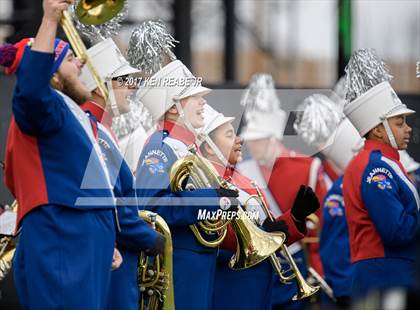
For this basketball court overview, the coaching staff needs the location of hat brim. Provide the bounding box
[241,129,272,141]
[112,64,141,78]
[180,86,211,99]
[387,107,416,119]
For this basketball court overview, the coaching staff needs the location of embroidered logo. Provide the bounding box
[371,174,392,190]
[324,194,344,217]
[366,167,393,183]
[144,157,165,174]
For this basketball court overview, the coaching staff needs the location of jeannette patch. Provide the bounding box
[366,168,393,190]
[144,157,165,174]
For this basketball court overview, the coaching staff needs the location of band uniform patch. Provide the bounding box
[144,157,165,174]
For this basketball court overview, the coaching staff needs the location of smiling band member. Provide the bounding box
[2,0,119,308]
[197,104,320,310]
[342,49,419,298]
[79,38,166,310]
[134,61,239,310]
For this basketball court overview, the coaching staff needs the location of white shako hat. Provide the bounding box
[240,73,287,141]
[294,94,362,173]
[79,38,141,116]
[199,104,235,139]
[399,150,420,173]
[197,104,235,167]
[344,49,415,148]
[136,60,210,121]
[80,38,140,92]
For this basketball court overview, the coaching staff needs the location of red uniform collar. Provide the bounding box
[209,160,236,180]
[365,140,400,161]
[159,120,196,146]
[81,101,113,129]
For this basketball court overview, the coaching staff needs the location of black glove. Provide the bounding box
[262,218,289,240]
[215,188,240,212]
[291,185,320,222]
[146,232,166,256]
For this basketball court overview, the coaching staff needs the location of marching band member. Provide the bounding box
[79,38,166,310]
[295,94,363,308]
[342,49,419,297]
[197,104,319,310]
[2,1,119,308]
[238,74,327,309]
[134,60,238,310]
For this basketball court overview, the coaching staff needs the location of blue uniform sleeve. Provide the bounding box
[319,177,353,297]
[115,159,158,252]
[135,141,220,226]
[361,162,418,247]
[13,48,68,135]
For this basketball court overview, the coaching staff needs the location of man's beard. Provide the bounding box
[61,75,92,105]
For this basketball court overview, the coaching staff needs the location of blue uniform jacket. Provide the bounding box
[320,176,353,297]
[343,140,420,292]
[4,48,115,227]
[135,121,220,252]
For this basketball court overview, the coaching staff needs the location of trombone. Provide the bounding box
[60,0,126,99]
[249,182,320,301]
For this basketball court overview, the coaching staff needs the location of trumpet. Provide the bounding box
[169,150,285,270]
[249,183,320,300]
[138,210,175,310]
[60,0,126,99]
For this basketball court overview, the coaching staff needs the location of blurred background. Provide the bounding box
[0,0,419,307]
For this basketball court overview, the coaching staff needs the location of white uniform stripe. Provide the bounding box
[381,156,420,210]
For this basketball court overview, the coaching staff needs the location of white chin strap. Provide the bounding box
[106,80,120,117]
[381,116,398,149]
[201,134,229,167]
[173,95,230,167]
[173,98,197,136]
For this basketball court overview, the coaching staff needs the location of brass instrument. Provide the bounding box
[0,201,18,282]
[138,210,175,310]
[250,183,320,300]
[169,152,285,269]
[60,0,125,99]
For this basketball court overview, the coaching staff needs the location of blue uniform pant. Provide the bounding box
[13,205,115,310]
[107,248,138,310]
[351,257,415,298]
[173,248,217,310]
[213,249,274,310]
[271,250,309,310]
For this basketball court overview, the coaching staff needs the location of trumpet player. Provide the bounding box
[2,0,120,308]
[79,38,166,310]
[198,104,320,310]
[342,49,419,298]
[294,93,363,308]
[134,60,239,310]
[238,74,327,310]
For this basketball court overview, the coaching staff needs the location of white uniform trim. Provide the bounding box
[381,156,420,210]
[60,92,112,189]
[163,136,191,159]
[308,157,322,190]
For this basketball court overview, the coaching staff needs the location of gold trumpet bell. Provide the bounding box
[293,278,320,301]
[76,0,125,25]
[229,208,286,270]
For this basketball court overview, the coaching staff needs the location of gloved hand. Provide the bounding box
[291,185,320,222]
[262,218,289,240]
[146,232,166,256]
[215,188,240,212]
